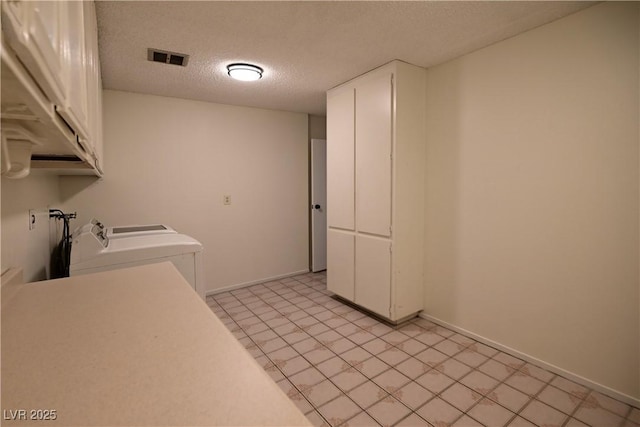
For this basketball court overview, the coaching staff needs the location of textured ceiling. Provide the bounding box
[96,1,595,116]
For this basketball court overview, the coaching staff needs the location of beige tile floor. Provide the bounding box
[207,272,639,427]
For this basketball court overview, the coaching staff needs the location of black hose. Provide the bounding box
[49,210,76,278]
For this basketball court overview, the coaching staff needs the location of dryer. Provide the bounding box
[70,222,205,300]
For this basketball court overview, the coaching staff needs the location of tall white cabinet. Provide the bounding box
[326,61,426,323]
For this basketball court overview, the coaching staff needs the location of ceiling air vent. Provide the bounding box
[147,48,189,67]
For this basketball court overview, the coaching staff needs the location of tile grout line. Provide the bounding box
[510,366,560,427]
[409,324,597,427]
[284,277,393,427]
[265,277,415,426]
[210,274,638,427]
[281,279,391,426]
[400,328,518,426]
[239,276,337,426]
[558,382,590,427]
[219,286,516,427]
[235,276,368,427]
[212,294,520,427]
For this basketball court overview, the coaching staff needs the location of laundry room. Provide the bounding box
[1,2,639,426]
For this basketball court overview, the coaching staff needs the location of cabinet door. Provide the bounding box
[327,86,355,230]
[355,73,392,237]
[327,230,355,301]
[24,1,67,103]
[2,1,26,29]
[82,0,101,166]
[355,235,391,318]
[58,0,89,142]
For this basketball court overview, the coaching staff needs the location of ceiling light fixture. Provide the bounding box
[227,63,263,81]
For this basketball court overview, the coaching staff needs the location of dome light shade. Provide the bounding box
[227,63,263,81]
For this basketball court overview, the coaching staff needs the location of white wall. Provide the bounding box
[60,90,309,293]
[424,2,639,400]
[1,174,61,282]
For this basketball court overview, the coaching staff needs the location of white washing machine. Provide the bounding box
[70,221,205,300]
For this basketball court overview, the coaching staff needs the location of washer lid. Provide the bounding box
[107,233,202,253]
[71,234,203,269]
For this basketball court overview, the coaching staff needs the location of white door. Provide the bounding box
[311,138,327,272]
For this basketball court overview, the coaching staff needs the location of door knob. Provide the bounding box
[313,204,321,209]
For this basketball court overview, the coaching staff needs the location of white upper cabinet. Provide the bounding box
[326,61,426,322]
[1,0,103,177]
[327,87,355,231]
[82,0,103,172]
[5,1,68,105]
[355,72,392,237]
[327,71,394,238]
[58,0,90,145]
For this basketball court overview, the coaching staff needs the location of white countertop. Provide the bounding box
[1,262,311,426]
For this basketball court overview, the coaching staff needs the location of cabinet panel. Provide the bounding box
[327,230,355,301]
[355,73,392,237]
[327,87,355,230]
[25,1,67,103]
[58,0,89,142]
[1,0,103,177]
[83,0,102,169]
[3,1,25,28]
[355,235,391,318]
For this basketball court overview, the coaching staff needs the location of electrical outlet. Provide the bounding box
[223,195,231,205]
[28,209,36,230]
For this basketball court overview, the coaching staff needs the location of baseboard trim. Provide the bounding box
[205,269,310,296]
[419,313,640,408]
